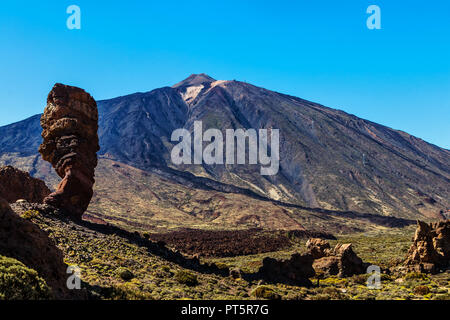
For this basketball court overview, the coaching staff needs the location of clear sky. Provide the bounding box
[0,1,449,149]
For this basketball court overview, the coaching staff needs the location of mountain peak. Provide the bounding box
[172,73,216,88]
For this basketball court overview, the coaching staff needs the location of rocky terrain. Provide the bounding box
[309,241,368,278]
[0,77,449,300]
[147,228,334,258]
[147,228,293,258]
[1,198,449,300]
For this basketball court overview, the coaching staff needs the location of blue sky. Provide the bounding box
[0,1,449,148]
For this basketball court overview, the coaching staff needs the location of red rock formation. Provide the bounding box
[0,166,50,203]
[307,238,368,277]
[39,84,99,220]
[306,238,331,259]
[404,220,450,274]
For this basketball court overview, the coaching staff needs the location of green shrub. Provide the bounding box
[322,287,345,299]
[351,274,369,285]
[0,255,51,300]
[109,284,154,300]
[351,273,390,285]
[251,286,281,300]
[414,285,430,295]
[405,272,429,281]
[161,265,171,273]
[20,210,39,220]
[175,271,198,286]
[380,273,392,282]
[432,293,450,300]
[309,286,348,300]
[117,268,134,281]
[215,263,229,270]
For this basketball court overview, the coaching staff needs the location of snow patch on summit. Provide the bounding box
[210,80,228,88]
[181,85,204,104]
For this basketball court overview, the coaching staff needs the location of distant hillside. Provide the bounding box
[1,74,449,232]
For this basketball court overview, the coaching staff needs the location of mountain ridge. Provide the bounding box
[1,75,449,228]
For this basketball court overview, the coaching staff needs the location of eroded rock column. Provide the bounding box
[404,220,450,273]
[39,83,99,220]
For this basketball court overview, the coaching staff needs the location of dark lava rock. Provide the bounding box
[258,253,315,287]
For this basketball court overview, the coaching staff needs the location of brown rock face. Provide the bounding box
[0,197,71,298]
[258,253,315,286]
[0,166,51,203]
[306,238,331,259]
[313,256,340,275]
[307,239,368,277]
[404,220,450,274]
[39,83,99,220]
[256,238,367,286]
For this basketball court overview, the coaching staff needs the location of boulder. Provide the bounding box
[404,220,450,274]
[333,243,367,277]
[39,83,99,220]
[307,239,367,277]
[229,268,242,279]
[306,238,331,259]
[258,253,315,286]
[312,256,340,276]
[0,166,50,203]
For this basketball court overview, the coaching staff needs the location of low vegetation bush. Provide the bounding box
[0,255,51,300]
[117,268,134,281]
[414,285,431,295]
[251,286,281,300]
[405,272,429,281]
[351,274,369,285]
[175,271,198,286]
[20,209,40,220]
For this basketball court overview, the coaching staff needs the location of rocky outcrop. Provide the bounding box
[0,166,50,203]
[306,238,331,259]
[307,238,368,277]
[257,238,367,285]
[39,83,99,220]
[0,197,71,299]
[404,220,450,274]
[258,253,315,286]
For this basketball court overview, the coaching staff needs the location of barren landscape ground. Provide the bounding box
[4,201,448,300]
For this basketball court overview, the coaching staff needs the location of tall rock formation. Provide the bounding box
[306,238,368,277]
[404,220,450,273]
[0,165,50,203]
[39,84,99,220]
